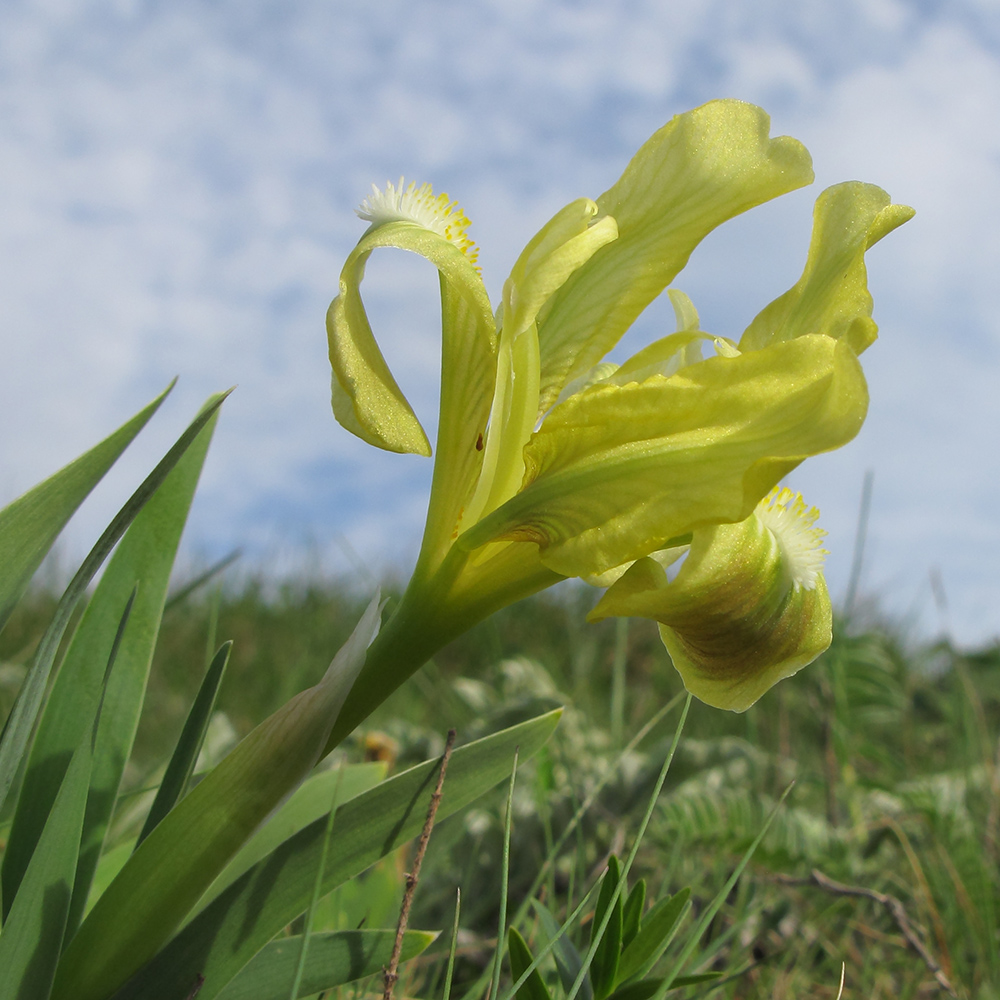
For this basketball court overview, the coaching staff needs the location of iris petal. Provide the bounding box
[461,334,867,578]
[534,100,815,415]
[740,182,915,354]
[590,500,832,712]
[326,219,497,574]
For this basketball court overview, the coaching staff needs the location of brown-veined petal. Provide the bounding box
[590,492,831,711]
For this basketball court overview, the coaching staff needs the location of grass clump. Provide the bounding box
[5,571,995,998]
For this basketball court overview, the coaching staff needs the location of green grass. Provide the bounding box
[2,574,997,999]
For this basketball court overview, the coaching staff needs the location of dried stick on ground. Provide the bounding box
[383,728,457,1000]
[774,868,959,998]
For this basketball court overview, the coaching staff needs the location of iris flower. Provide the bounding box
[324,99,911,737]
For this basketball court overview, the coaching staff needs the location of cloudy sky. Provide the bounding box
[1,0,998,644]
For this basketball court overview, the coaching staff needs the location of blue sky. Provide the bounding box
[1,0,999,643]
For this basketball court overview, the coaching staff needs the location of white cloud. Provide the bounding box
[1,0,998,643]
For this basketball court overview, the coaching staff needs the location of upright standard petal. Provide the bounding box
[590,489,832,711]
[460,334,867,578]
[740,182,915,354]
[462,200,619,529]
[417,269,499,575]
[503,199,619,342]
[533,99,815,414]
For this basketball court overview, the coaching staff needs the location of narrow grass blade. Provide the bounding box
[490,751,518,1000]
[0,382,172,638]
[451,699,687,1000]
[2,399,223,926]
[163,549,242,612]
[654,782,795,997]
[508,927,552,1000]
[0,389,230,820]
[531,899,593,1000]
[843,468,874,619]
[137,641,233,846]
[490,883,602,1000]
[610,618,628,747]
[213,929,437,1000]
[566,696,692,1000]
[103,709,562,1000]
[443,889,461,1000]
[493,697,688,1000]
[509,694,685,937]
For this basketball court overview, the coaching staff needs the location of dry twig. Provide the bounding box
[383,728,457,1000]
[774,868,959,998]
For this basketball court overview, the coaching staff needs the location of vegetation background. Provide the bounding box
[3,564,995,1000]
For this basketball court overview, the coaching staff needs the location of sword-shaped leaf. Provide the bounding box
[137,641,233,847]
[52,596,385,1000]
[0,382,171,638]
[0,390,230,823]
[2,398,223,930]
[0,589,135,998]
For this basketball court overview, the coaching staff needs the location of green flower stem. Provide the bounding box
[323,544,562,755]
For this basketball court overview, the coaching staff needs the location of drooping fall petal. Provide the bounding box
[327,221,494,457]
[590,489,832,711]
[326,192,498,575]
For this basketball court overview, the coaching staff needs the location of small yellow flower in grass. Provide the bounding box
[590,487,832,711]
[324,99,912,737]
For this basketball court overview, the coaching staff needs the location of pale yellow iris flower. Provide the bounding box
[325,99,912,726]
